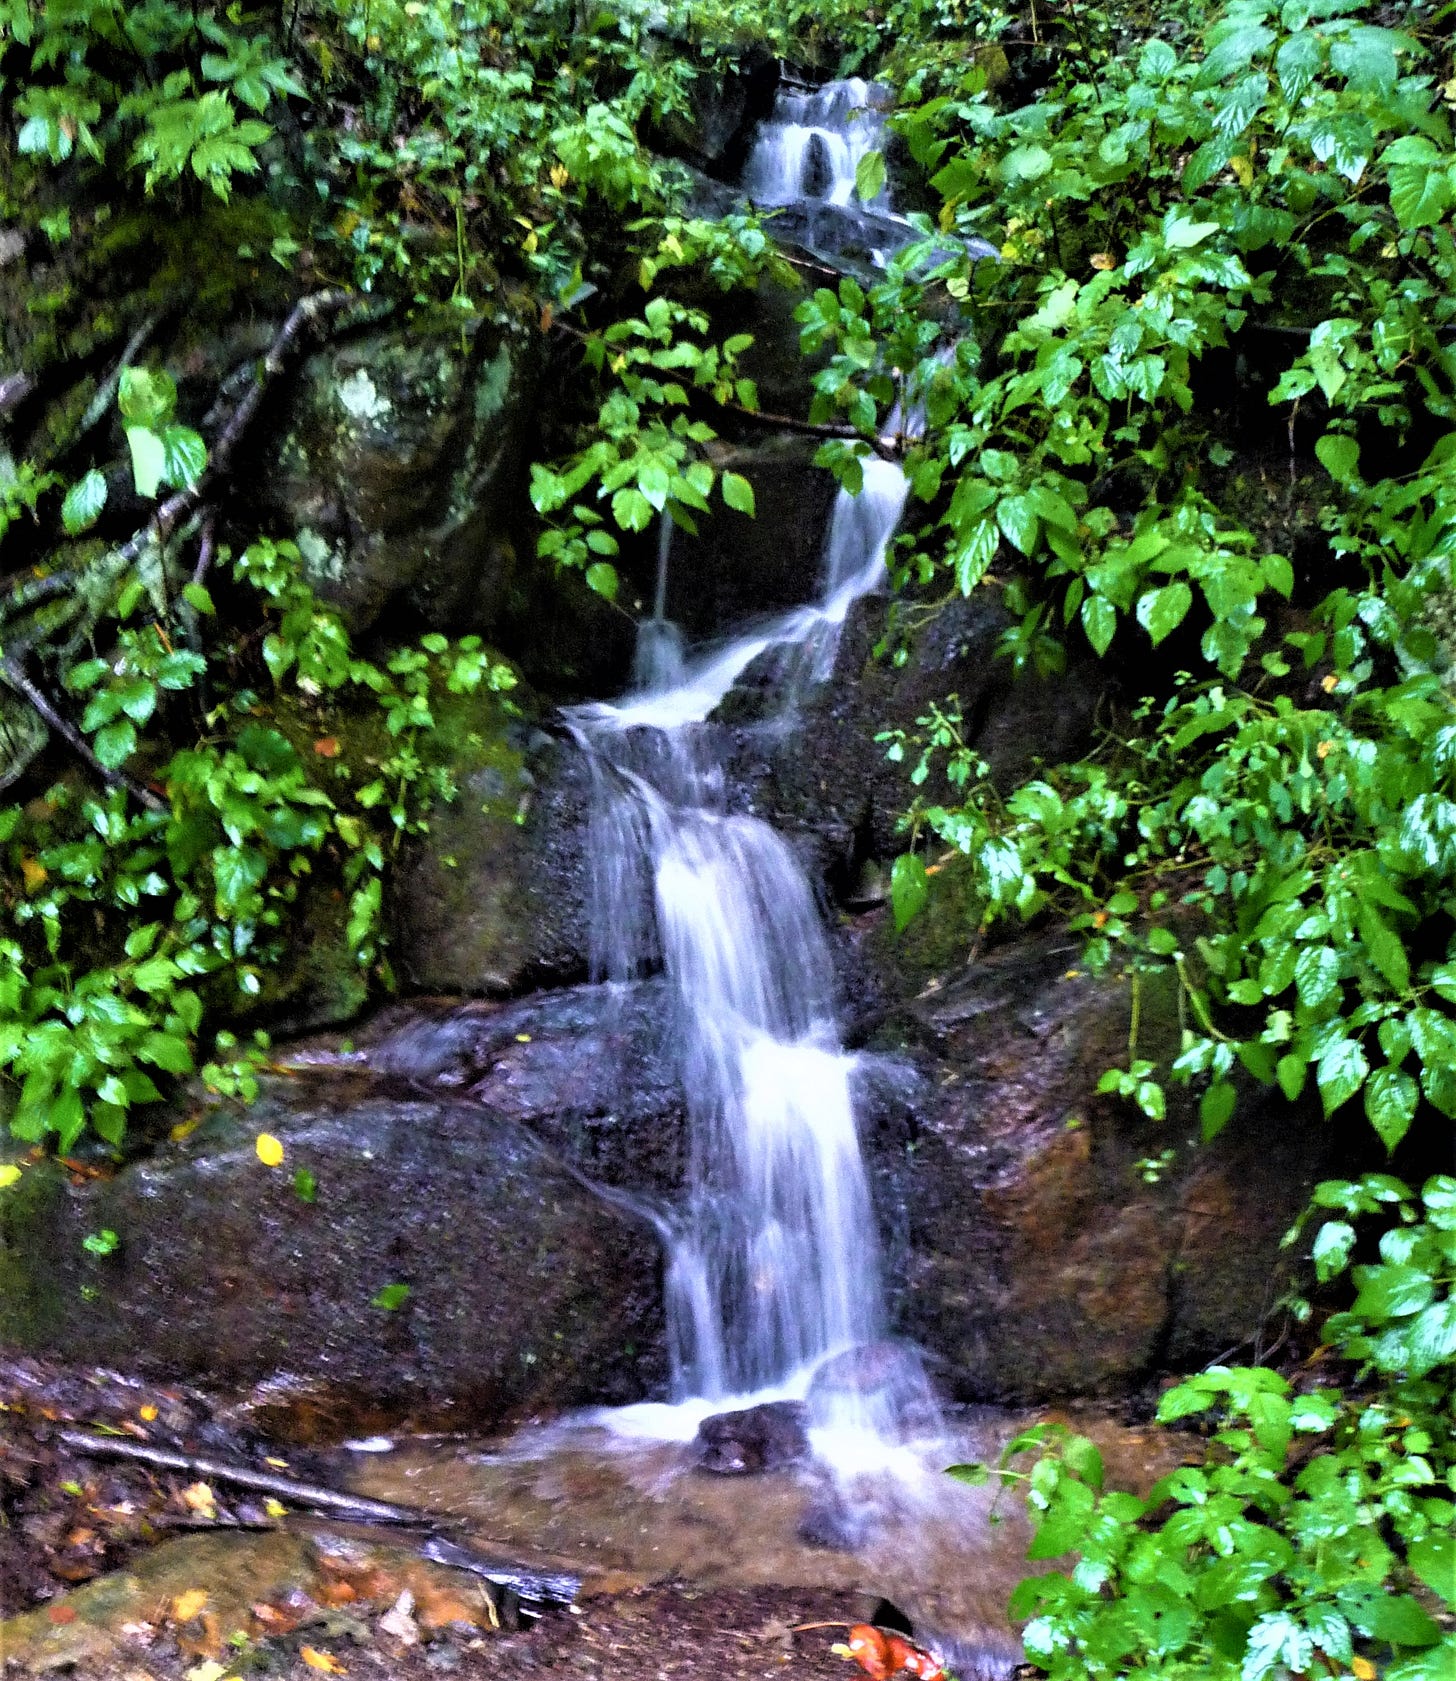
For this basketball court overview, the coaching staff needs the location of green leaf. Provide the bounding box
[721,472,756,517]
[945,1461,989,1486]
[1028,1477,1095,1559]
[610,487,654,532]
[855,149,886,202]
[891,852,929,933]
[1404,1300,1456,1377]
[1364,1065,1417,1152]
[126,426,167,499]
[1001,143,1053,182]
[1311,1220,1356,1281]
[1336,1589,1440,1647]
[584,561,619,600]
[1407,1533,1455,1605]
[1136,582,1192,646]
[1200,1080,1236,1142]
[1082,595,1117,657]
[161,425,207,490]
[371,1282,411,1310]
[1352,1262,1435,1321]
[1164,216,1221,249]
[1316,1037,1368,1116]
[1358,903,1409,994]
[996,494,1039,556]
[293,1167,317,1204]
[1388,164,1452,231]
[61,469,108,535]
[1315,433,1361,485]
[1295,945,1340,1009]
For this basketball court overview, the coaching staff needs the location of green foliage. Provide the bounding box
[829,0,1456,1169]
[965,1175,1455,1681]
[0,1,294,199]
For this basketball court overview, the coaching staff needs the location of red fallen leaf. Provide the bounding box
[46,1604,77,1625]
[313,737,341,758]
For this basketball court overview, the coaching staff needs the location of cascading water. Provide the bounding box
[745,77,890,208]
[566,460,910,1420]
[564,82,933,1457]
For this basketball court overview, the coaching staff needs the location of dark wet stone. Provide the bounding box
[694,1401,809,1475]
[0,1081,666,1432]
[796,1492,872,1552]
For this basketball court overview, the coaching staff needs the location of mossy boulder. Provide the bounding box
[262,321,540,635]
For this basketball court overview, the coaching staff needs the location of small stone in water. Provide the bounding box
[342,1436,395,1452]
[694,1401,809,1474]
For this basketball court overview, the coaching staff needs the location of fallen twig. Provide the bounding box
[56,1428,421,1524]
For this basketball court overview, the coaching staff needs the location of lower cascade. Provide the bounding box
[565,459,914,1446]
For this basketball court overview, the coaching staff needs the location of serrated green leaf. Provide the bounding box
[721,471,756,517]
[61,469,108,535]
[126,426,167,499]
[1364,1065,1417,1152]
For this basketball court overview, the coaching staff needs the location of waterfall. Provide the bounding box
[566,463,908,1403]
[566,81,925,1456]
[745,77,890,208]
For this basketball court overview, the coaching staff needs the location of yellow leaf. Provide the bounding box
[1352,1661,1376,1681]
[20,856,47,892]
[1231,152,1255,187]
[1090,252,1115,271]
[139,1404,158,1422]
[172,1588,210,1622]
[549,163,569,188]
[0,1165,21,1190]
[301,1647,346,1674]
[263,1497,287,1518]
[185,1662,228,1681]
[180,1481,216,1515]
[255,1133,284,1167]
[170,1116,201,1142]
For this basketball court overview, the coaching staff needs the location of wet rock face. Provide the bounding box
[351,979,687,1197]
[848,929,1337,1403]
[0,1080,665,1429]
[726,587,1104,892]
[389,727,594,998]
[695,1401,810,1475]
[261,324,540,636]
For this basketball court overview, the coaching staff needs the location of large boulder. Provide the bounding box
[261,321,540,636]
[847,922,1337,1402]
[0,1074,665,1429]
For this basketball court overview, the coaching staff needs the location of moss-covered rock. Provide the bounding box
[262,321,541,636]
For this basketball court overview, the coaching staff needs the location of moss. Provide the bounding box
[0,1160,78,1346]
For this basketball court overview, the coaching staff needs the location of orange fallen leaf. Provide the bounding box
[172,1588,209,1622]
[46,1604,77,1625]
[313,737,341,758]
[1352,1662,1376,1681]
[301,1646,347,1673]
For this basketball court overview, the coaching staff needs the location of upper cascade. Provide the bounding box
[745,76,891,209]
